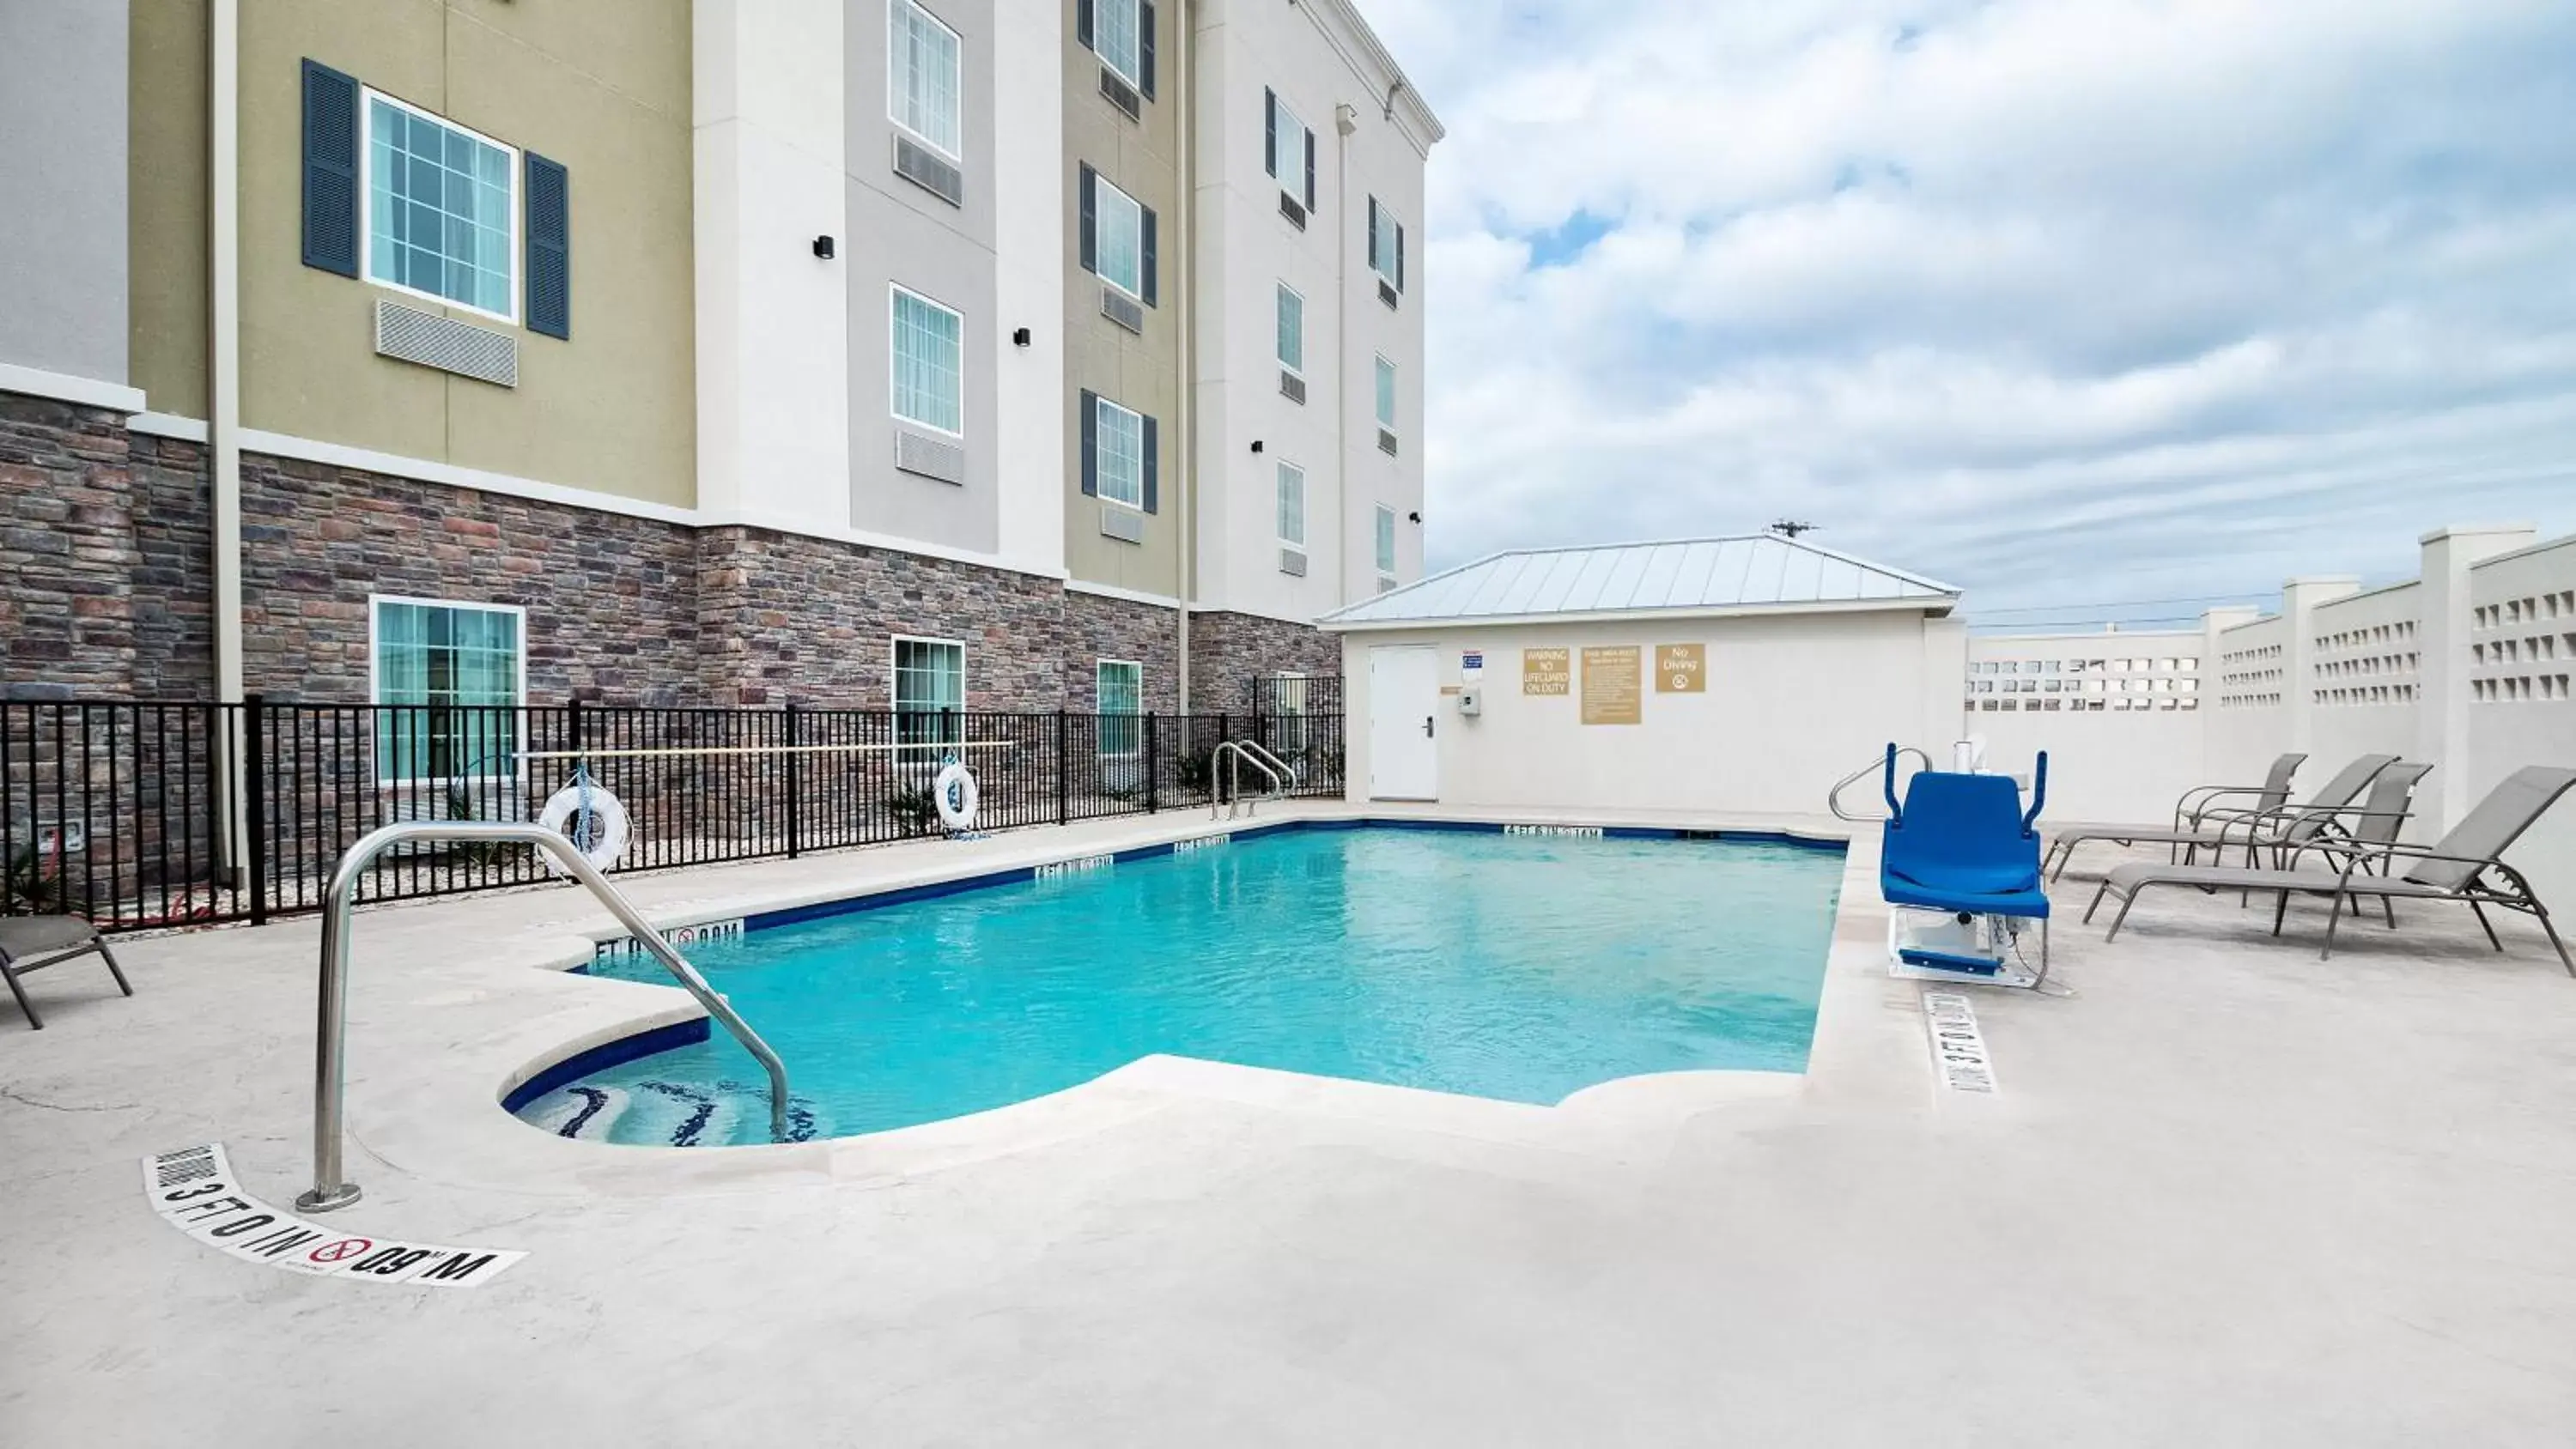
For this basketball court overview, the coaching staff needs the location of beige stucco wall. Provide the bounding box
[128,0,696,508]
[1060,6,1184,597]
[1339,609,1967,815]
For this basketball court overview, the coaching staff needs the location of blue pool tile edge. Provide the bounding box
[501,1016,714,1115]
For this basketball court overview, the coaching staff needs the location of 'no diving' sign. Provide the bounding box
[143,1143,526,1288]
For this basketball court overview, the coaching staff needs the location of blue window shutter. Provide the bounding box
[525,152,571,339]
[1141,413,1159,514]
[1396,221,1406,292]
[1141,204,1157,307]
[1076,0,1093,50]
[1303,129,1317,211]
[1368,196,1379,264]
[1264,89,1277,179]
[1079,391,1098,496]
[1139,1,1157,98]
[300,59,361,277]
[1078,164,1097,275]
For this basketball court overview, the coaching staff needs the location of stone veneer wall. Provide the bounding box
[1,392,1340,711]
[1188,609,1343,712]
[1064,589,1181,712]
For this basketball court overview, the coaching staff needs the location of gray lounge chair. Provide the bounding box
[2085,765,2576,972]
[0,914,135,1029]
[2045,751,2366,881]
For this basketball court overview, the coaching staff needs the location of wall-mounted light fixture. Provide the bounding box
[1250,440,1265,454]
[1012,326,1031,347]
[812,235,835,259]
[1408,511,1422,524]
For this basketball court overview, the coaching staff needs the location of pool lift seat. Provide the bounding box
[1879,743,2052,990]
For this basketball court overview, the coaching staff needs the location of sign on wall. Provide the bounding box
[1656,643,1707,694]
[1581,646,1643,724]
[1522,647,1571,696]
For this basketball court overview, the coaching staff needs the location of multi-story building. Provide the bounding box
[0,0,1438,731]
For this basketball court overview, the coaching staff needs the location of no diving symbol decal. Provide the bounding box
[143,1144,526,1288]
[1921,991,1998,1094]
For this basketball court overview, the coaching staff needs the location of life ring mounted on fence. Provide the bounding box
[933,761,979,833]
[537,773,629,876]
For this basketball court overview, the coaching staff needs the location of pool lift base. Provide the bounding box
[1887,907,2045,990]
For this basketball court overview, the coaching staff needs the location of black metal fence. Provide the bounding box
[0,697,1346,931]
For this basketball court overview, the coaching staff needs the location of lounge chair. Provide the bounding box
[2046,753,2397,881]
[2043,751,2320,880]
[1880,746,2052,985]
[0,914,135,1029]
[2085,765,2576,972]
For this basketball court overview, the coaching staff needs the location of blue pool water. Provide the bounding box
[518,827,1844,1147]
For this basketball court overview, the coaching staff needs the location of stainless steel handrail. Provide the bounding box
[1829,746,1934,822]
[1210,741,1288,821]
[1235,738,1298,791]
[295,821,793,1213]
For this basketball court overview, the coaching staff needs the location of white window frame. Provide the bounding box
[890,634,968,763]
[1374,354,1398,434]
[1272,95,1309,202]
[887,0,964,161]
[890,282,965,437]
[1275,282,1304,375]
[1095,658,1144,757]
[1094,173,1145,300]
[1370,202,1401,286]
[360,88,521,325]
[1093,395,1145,510]
[1093,0,1144,89]
[1276,461,1306,549]
[367,593,529,785]
[1375,503,1398,579]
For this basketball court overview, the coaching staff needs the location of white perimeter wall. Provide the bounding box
[1339,609,1964,817]
[1961,629,2207,825]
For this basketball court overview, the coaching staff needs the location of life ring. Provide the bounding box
[933,761,979,832]
[538,780,629,875]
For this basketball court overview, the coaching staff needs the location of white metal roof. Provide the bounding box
[1319,535,1960,630]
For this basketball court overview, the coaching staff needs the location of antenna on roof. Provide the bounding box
[1769,520,1820,539]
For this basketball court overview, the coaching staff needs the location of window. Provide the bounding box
[1270,672,1313,755]
[1094,173,1144,298]
[889,0,963,158]
[1276,283,1304,373]
[893,637,965,757]
[371,597,523,783]
[1276,462,1305,548]
[1093,0,1143,88]
[1368,197,1406,292]
[1097,659,1142,756]
[1264,89,1315,211]
[1375,355,1397,433]
[890,286,963,434]
[364,92,516,321]
[1375,504,1397,579]
[1094,396,1145,507]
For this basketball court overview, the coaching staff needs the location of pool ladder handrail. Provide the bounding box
[1211,740,1292,820]
[295,820,793,1214]
[1830,746,1934,822]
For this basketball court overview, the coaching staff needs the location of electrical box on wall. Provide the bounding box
[1456,687,1483,717]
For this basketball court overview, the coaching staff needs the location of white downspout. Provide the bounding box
[1334,102,1355,608]
[210,0,247,877]
[1173,0,1194,714]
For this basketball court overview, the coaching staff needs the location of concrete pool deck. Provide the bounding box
[5,803,2575,1445]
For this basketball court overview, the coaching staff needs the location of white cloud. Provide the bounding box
[1370,0,2576,615]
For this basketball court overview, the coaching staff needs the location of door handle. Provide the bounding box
[1423,715,1435,738]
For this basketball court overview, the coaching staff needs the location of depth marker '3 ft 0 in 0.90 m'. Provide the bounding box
[143,1143,526,1287]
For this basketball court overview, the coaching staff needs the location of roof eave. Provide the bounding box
[1319,593,1962,634]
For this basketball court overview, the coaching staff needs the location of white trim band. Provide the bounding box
[0,361,149,415]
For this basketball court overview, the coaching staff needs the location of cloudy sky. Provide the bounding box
[1362,0,2576,626]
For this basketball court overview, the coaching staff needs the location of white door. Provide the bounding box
[1368,646,1440,800]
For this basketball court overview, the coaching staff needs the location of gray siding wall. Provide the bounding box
[0,0,130,386]
[846,0,1000,554]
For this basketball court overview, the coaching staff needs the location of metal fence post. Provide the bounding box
[1145,713,1159,813]
[1055,709,1069,826]
[783,699,802,858]
[242,694,268,925]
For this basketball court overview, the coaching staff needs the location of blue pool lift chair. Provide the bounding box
[1880,744,2052,988]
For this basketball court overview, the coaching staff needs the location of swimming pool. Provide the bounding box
[510,824,1844,1147]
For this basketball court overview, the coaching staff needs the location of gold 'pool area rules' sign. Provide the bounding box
[1581,646,1643,724]
[1656,643,1707,693]
[1522,647,1571,696]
